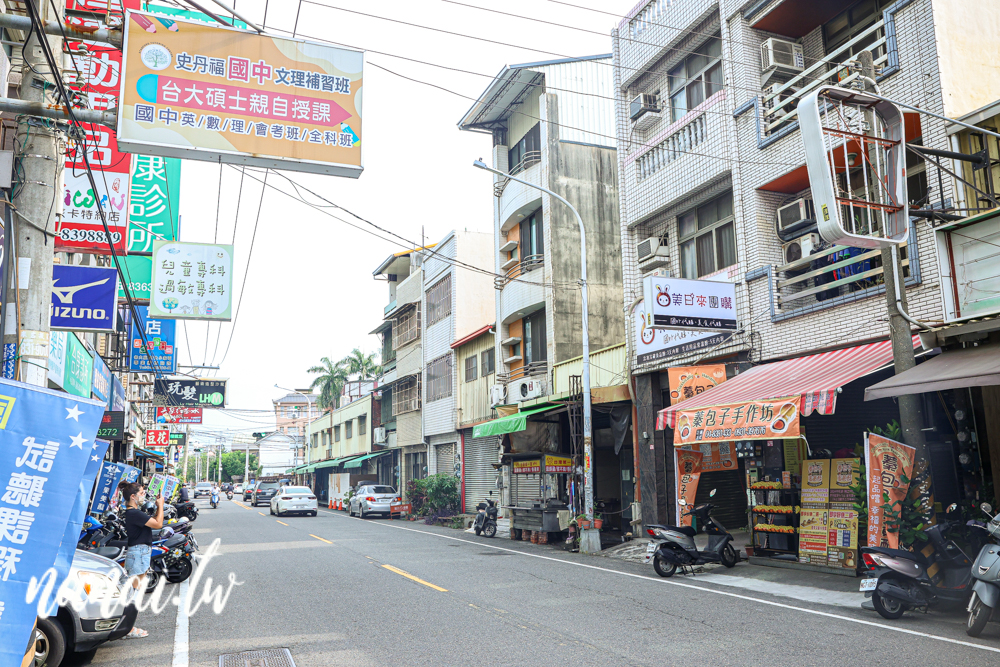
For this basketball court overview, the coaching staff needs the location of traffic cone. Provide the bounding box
[328,498,333,509]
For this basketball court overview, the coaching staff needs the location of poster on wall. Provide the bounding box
[864,433,915,549]
[667,365,726,405]
[672,396,800,445]
[675,448,703,527]
[149,241,234,320]
[800,459,830,506]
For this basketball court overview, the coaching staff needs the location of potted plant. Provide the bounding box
[576,513,591,529]
[593,514,603,530]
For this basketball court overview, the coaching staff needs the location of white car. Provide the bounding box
[270,486,318,517]
[234,483,243,494]
[349,484,399,519]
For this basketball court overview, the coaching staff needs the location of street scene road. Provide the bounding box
[70,498,1000,667]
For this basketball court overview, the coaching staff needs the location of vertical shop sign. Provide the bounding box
[864,433,916,549]
[126,155,182,253]
[129,305,177,373]
[64,333,95,398]
[674,448,703,527]
[117,254,154,302]
[47,331,68,389]
[666,365,726,405]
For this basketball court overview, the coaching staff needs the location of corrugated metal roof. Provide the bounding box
[452,324,494,349]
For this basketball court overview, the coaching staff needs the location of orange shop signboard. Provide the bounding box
[864,433,916,549]
[666,365,726,405]
[673,396,800,445]
[675,448,703,527]
[118,11,364,177]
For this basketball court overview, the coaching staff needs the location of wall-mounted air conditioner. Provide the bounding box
[776,197,816,240]
[511,378,545,403]
[636,236,670,270]
[490,384,507,407]
[760,38,804,75]
[630,93,660,122]
[373,427,387,444]
[781,233,821,265]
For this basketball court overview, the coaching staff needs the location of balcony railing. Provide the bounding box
[498,361,547,383]
[628,0,672,39]
[495,254,543,289]
[636,113,707,182]
[759,19,888,139]
[494,151,541,197]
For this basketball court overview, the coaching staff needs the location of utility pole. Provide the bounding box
[182,424,190,483]
[217,438,223,483]
[4,0,66,386]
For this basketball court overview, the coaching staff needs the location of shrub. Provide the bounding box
[406,478,428,515]
[423,473,460,513]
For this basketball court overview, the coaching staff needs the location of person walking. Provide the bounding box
[122,482,163,639]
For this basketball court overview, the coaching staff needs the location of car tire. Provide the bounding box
[34,615,67,667]
[269,505,274,515]
[360,506,367,519]
[311,511,317,517]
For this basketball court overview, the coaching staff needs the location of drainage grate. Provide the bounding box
[219,648,296,667]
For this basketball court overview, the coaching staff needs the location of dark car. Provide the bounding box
[252,480,280,506]
[243,481,257,502]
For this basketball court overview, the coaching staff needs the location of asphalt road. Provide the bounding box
[67,498,1000,667]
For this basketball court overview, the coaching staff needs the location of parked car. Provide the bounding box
[234,483,243,494]
[34,550,137,666]
[349,485,399,519]
[243,481,257,502]
[252,480,280,507]
[193,482,213,498]
[270,486,318,517]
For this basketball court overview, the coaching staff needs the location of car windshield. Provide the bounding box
[196,483,211,488]
[283,487,312,494]
[258,482,279,490]
[368,486,396,494]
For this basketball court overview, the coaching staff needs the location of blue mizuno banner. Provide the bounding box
[51,265,119,332]
[0,378,104,664]
[129,305,177,373]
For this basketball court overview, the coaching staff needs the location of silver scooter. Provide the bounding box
[967,502,1000,637]
[644,490,738,577]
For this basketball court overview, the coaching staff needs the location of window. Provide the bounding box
[394,305,420,348]
[358,415,367,436]
[406,451,427,482]
[382,387,394,421]
[334,425,341,441]
[481,348,495,376]
[678,192,736,279]
[345,420,353,439]
[426,274,452,327]
[824,0,887,59]
[393,376,421,414]
[524,310,547,364]
[519,210,544,269]
[667,35,723,123]
[508,123,540,173]
[427,354,453,402]
[381,323,395,363]
[465,354,478,382]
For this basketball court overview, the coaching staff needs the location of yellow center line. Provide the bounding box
[309,534,333,544]
[276,520,288,526]
[258,512,266,516]
[232,502,251,510]
[381,564,448,592]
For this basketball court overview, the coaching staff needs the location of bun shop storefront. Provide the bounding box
[657,339,915,575]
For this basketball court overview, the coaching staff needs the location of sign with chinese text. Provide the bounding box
[91,353,112,405]
[798,506,829,566]
[156,406,202,424]
[150,241,233,320]
[635,311,725,366]
[864,433,915,549]
[98,411,125,440]
[512,459,541,474]
[827,509,859,570]
[169,430,187,450]
[111,374,126,412]
[50,265,119,332]
[674,448,702,527]
[127,155,182,253]
[64,333,94,398]
[673,396,800,445]
[543,455,573,473]
[801,459,830,505]
[145,428,170,449]
[47,330,67,389]
[667,365,726,405]
[641,275,737,332]
[679,442,736,472]
[129,305,177,373]
[117,253,153,302]
[0,378,104,664]
[118,11,364,177]
[154,378,226,406]
[830,458,861,505]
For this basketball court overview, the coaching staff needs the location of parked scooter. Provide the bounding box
[174,500,199,522]
[210,487,220,509]
[860,503,974,619]
[967,502,1000,636]
[645,490,737,577]
[474,494,499,538]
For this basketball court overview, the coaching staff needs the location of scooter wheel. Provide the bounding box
[475,528,481,536]
[967,596,991,637]
[721,544,737,568]
[144,569,160,593]
[872,590,906,619]
[653,555,677,578]
[166,558,193,584]
[483,523,497,538]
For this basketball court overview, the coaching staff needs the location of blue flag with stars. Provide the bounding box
[0,378,104,665]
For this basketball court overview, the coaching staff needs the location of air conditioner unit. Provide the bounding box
[490,384,507,407]
[637,236,670,270]
[760,38,805,75]
[781,233,821,265]
[761,82,800,117]
[511,377,545,403]
[373,427,387,444]
[630,93,660,122]
[776,197,816,240]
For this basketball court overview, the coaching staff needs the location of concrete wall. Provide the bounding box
[932,0,1000,118]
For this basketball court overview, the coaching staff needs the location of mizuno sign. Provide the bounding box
[50,265,119,332]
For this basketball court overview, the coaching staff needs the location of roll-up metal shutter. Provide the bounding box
[434,443,456,476]
[463,429,500,513]
[693,469,747,531]
[511,473,542,508]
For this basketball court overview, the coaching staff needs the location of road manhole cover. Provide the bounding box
[219,648,296,667]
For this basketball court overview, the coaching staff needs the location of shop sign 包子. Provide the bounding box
[129,305,177,373]
[50,265,119,332]
[641,275,737,332]
[149,241,233,320]
[117,11,364,178]
[145,428,170,449]
[673,396,800,445]
[154,378,226,407]
[675,448,702,527]
[543,455,573,473]
[117,254,153,302]
[127,156,182,253]
[64,333,94,398]
[634,314,725,366]
[98,411,125,440]
[156,406,202,424]
[667,365,726,405]
[512,459,540,474]
[865,433,915,550]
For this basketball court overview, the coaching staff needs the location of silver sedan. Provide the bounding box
[270,486,318,517]
[349,485,399,518]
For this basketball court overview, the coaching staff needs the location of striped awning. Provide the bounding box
[656,337,917,430]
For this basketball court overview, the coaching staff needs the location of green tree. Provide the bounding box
[307,356,350,410]
[221,451,259,482]
[344,347,381,379]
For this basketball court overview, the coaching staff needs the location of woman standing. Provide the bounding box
[121,482,163,639]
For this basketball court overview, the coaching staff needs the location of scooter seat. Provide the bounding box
[864,546,927,566]
[664,525,697,537]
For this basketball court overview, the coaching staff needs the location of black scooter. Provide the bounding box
[645,490,737,577]
[474,495,499,538]
[174,500,199,522]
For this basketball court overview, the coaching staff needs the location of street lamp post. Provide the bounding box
[472,159,595,522]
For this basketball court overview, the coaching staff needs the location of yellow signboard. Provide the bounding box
[544,455,572,473]
[118,11,364,177]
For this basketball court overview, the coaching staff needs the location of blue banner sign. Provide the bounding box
[0,378,104,663]
[111,374,126,412]
[90,461,139,516]
[91,354,112,405]
[129,305,177,373]
[50,265,119,332]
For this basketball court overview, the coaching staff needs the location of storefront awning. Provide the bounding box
[657,338,917,429]
[473,404,560,438]
[865,344,1000,401]
[343,451,390,469]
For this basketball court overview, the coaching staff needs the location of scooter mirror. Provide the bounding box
[709,489,717,497]
[946,503,958,512]
[983,503,994,515]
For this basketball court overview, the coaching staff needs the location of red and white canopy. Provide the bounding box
[656,337,917,430]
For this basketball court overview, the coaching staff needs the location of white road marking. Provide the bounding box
[172,578,190,667]
[318,509,999,654]
[694,573,861,608]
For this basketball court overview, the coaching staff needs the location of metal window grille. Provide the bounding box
[394,305,421,348]
[426,274,452,327]
[393,376,421,415]
[427,354,453,402]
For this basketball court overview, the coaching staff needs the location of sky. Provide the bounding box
[164,0,639,446]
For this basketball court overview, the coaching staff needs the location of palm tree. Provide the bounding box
[307,357,349,410]
[343,347,381,379]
